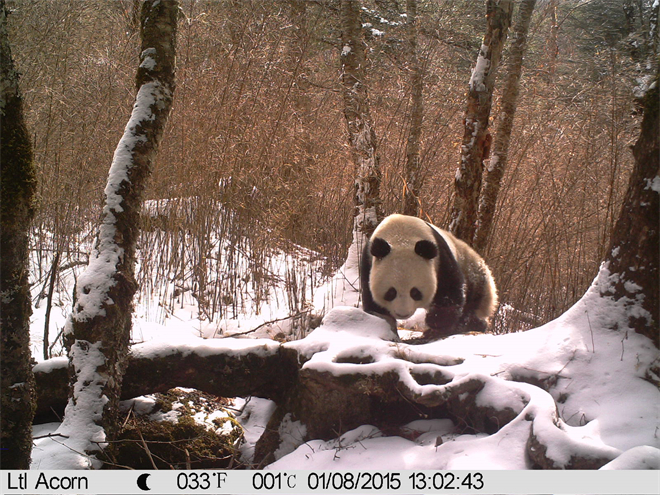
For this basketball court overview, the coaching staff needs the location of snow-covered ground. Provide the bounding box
[269,275,659,470]
[27,230,659,470]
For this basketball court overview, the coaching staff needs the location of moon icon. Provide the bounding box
[137,473,151,491]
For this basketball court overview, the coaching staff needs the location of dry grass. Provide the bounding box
[10,0,641,335]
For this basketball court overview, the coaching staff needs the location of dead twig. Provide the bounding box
[217,311,311,338]
[133,412,158,470]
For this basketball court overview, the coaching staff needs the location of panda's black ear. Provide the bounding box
[370,237,391,259]
[415,240,438,260]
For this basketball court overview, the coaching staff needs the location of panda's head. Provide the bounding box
[368,227,439,321]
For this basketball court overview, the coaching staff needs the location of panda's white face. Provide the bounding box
[369,234,438,320]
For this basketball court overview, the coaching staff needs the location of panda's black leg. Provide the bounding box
[424,304,461,338]
[459,312,488,333]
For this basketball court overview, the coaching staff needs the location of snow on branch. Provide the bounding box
[469,44,490,92]
[70,82,164,324]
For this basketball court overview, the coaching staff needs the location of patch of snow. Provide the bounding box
[475,377,528,414]
[402,418,456,446]
[600,445,660,469]
[32,356,68,373]
[647,175,660,193]
[273,413,307,461]
[235,397,277,464]
[131,336,281,360]
[316,306,396,340]
[139,48,157,70]
[150,408,179,423]
[624,280,642,293]
[312,227,365,314]
[120,395,157,415]
[469,45,490,92]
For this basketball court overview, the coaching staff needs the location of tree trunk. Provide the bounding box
[340,0,382,238]
[449,0,512,245]
[474,0,536,253]
[0,0,38,469]
[43,250,61,360]
[59,0,177,465]
[402,0,425,217]
[601,68,659,348]
[651,1,659,61]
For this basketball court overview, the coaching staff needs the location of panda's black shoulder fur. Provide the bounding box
[360,237,388,317]
[424,222,465,309]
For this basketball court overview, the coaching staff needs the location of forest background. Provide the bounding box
[7,0,657,341]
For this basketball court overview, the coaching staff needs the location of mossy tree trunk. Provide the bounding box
[340,0,382,239]
[0,0,38,469]
[449,0,512,245]
[601,67,659,348]
[474,0,536,253]
[60,0,178,463]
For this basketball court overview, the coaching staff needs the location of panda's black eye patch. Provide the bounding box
[384,287,397,301]
[415,240,438,260]
[370,237,391,259]
[410,288,423,301]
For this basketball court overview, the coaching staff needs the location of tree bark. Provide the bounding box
[340,0,382,238]
[43,250,61,360]
[0,0,38,469]
[474,0,536,253]
[601,67,659,347]
[651,1,659,62]
[59,0,177,463]
[402,0,425,217]
[449,0,512,245]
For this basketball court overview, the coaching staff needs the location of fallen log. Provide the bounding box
[33,339,299,421]
[34,308,623,469]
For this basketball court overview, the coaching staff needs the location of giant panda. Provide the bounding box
[360,214,498,341]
